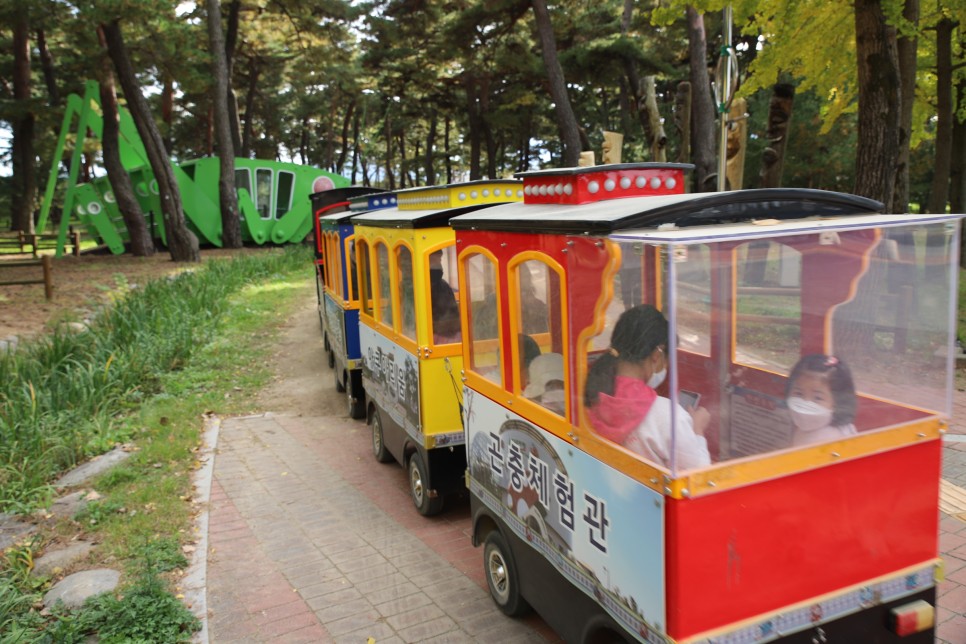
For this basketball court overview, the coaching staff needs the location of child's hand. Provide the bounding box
[688,406,710,437]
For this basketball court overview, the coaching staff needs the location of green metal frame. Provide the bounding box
[39,80,348,256]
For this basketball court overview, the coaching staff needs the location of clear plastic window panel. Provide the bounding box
[346,239,358,302]
[275,171,294,219]
[464,252,501,384]
[255,168,272,219]
[396,246,416,340]
[518,260,565,416]
[579,223,960,477]
[358,241,372,316]
[430,245,461,345]
[376,243,393,327]
[580,241,710,474]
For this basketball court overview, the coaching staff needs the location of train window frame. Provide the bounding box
[394,243,417,342]
[357,238,373,318]
[275,171,295,219]
[344,236,358,304]
[374,241,394,330]
[507,254,570,423]
[458,246,503,391]
[234,168,252,211]
[426,243,462,348]
[255,168,273,220]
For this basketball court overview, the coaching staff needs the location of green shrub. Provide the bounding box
[0,246,310,511]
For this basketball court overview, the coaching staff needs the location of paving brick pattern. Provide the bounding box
[206,394,966,643]
[206,412,555,643]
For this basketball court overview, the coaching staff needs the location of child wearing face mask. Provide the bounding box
[785,354,857,447]
[585,305,710,470]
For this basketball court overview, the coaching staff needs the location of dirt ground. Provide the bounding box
[0,247,258,342]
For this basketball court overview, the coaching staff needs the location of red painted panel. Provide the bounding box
[665,440,940,640]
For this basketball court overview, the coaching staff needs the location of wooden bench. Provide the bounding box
[0,255,53,300]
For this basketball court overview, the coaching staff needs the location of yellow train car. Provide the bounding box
[353,180,523,515]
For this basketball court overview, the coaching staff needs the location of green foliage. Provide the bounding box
[0,246,312,512]
[75,573,200,644]
[130,538,188,575]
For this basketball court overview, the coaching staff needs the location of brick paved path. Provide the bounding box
[206,412,557,643]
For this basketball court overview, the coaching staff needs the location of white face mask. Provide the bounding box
[647,368,667,389]
[787,397,833,432]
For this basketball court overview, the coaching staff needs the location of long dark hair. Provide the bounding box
[785,354,857,426]
[584,304,668,407]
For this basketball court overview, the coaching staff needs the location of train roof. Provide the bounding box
[310,186,384,214]
[351,179,522,229]
[449,187,887,234]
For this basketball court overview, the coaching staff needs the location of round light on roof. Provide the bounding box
[524,185,532,196]
[556,183,565,195]
[517,189,523,197]
[482,189,490,197]
[620,177,631,189]
[588,180,600,194]
[471,190,479,199]
[635,176,646,189]
[458,192,467,201]
[666,177,677,190]
[494,188,501,196]
[650,177,662,190]
[604,179,616,192]
[563,184,573,195]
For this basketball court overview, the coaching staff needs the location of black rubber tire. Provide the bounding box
[483,530,531,617]
[408,452,444,516]
[325,336,334,369]
[347,382,365,420]
[371,410,393,463]
[334,367,345,393]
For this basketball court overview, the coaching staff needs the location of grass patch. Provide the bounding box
[0,244,314,642]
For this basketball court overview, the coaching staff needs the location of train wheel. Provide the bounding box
[334,368,345,393]
[483,531,530,617]
[347,383,365,420]
[408,452,443,516]
[371,410,393,463]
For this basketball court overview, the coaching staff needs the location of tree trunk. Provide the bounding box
[384,111,395,190]
[892,0,918,213]
[444,116,453,184]
[686,6,716,192]
[336,101,354,175]
[531,0,581,166]
[758,83,794,188]
[951,71,965,217]
[207,0,242,249]
[466,75,483,180]
[11,10,36,234]
[224,0,243,153]
[350,107,361,183]
[161,74,174,153]
[425,107,437,186]
[97,28,154,257]
[853,0,901,212]
[103,19,199,262]
[241,58,259,158]
[643,76,667,162]
[675,81,692,166]
[926,18,954,215]
[36,28,60,107]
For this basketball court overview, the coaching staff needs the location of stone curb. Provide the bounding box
[184,414,220,644]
